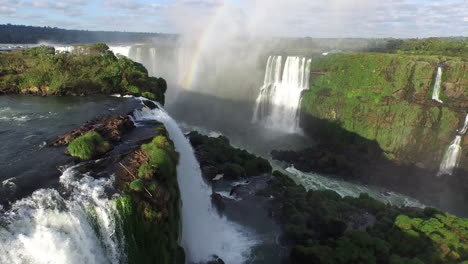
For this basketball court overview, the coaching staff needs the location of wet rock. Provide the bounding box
[48,114,135,147]
[206,255,225,264]
[211,193,225,212]
[202,166,219,180]
[143,100,158,109]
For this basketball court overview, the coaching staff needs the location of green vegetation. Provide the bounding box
[264,171,468,264]
[129,179,144,192]
[116,127,183,264]
[397,38,468,57]
[302,52,467,169]
[188,131,272,179]
[0,43,166,104]
[66,131,111,160]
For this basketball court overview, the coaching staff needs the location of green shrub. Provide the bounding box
[148,148,174,179]
[138,163,154,179]
[67,131,111,160]
[142,91,156,100]
[127,85,140,94]
[129,179,144,192]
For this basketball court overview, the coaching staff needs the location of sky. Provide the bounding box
[0,0,467,38]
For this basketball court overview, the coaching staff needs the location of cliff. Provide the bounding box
[301,53,467,172]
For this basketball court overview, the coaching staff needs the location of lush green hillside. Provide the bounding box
[265,171,468,264]
[0,44,166,103]
[301,52,467,171]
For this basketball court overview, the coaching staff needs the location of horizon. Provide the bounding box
[0,0,467,38]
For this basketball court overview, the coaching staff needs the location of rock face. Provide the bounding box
[301,53,467,171]
[48,114,135,147]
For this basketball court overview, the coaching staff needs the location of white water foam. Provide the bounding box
[108,46,131,57]
[252,56,311,134]
[0,166,124,264]
[286,167,425,208]
[132,98,256,264]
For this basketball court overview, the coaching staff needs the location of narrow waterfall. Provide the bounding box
[437,114,468,176]
[252,56,311,134]
[458,114,468,135]
[150,48,157,75]
[135,47,143,64]
[438,136,462,176]
[133,99,255,264]
[0,166,124,264]
[432,67,443,103]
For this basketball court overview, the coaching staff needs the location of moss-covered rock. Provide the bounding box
[302,53,467,171]
[116,127,183,264]
[66,131,111,160]
[187,131,272,180]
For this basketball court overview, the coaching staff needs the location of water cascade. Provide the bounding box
[432,67,443,103]
[132,99,255,263]
[437,113,468,176]
[458,114,468,135]
[0,166,124,264]
[438,136,462,176]
[252,56,312,134]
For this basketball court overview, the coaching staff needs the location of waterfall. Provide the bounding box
[132,99,256,263]
[150,48,157,76]
[437,113,468,176]
[252,56,311,134]
[458,114,468,135]
[0,166,124,264]
[432,67,443,103]
[108,46,131,57]
[135,47,143,64]
[438,136,462,176]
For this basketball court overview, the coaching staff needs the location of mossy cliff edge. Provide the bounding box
[301,53,467,171]
[115,127,184,264]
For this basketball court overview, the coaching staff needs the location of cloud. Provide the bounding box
[30,0,87,16]
[0,5,15,14]
[1,0,466,37]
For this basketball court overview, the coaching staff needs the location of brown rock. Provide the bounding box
[48,114,135,147]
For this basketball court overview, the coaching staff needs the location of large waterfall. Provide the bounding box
[252,56,312,134]
[432,67,443,103]
[0,166,124,264]
[132,99,255,263]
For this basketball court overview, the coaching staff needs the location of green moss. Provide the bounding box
[115,131,183,264]
[129,179,144,192]
[142,91,157,100]
[67,131,111,160]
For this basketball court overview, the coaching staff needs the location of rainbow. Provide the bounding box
[182,3,226,90]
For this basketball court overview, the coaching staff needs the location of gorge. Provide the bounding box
[0,36,467,264]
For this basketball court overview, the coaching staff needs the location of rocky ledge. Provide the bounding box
[48,114,135,147]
